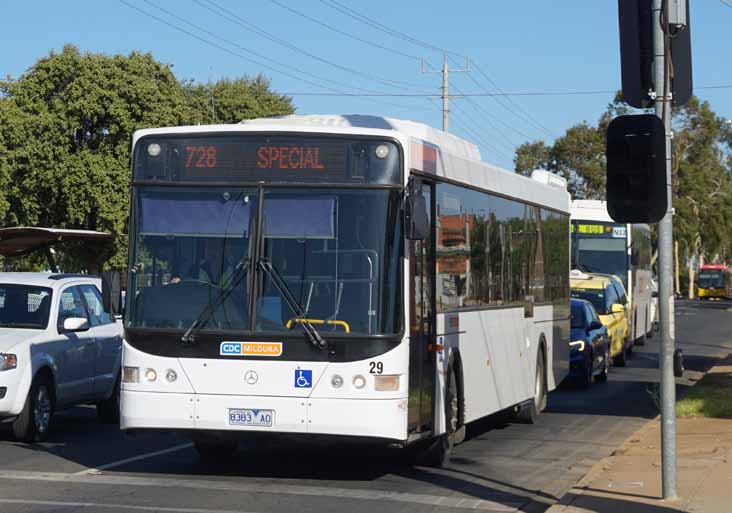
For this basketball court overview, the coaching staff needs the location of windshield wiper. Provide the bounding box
[257,258,327,350]
[180,258,250,345]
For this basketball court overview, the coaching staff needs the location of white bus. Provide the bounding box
[119,115,570,465]
[571,200,654,346]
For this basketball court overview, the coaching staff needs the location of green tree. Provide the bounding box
[0,45,294,272]
[183,76,293,125]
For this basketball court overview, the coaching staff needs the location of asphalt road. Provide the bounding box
[1,299,730,513]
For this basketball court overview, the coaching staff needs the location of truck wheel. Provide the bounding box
[12,376,53,443]
[516,351,546,424]
[97,374,121,424]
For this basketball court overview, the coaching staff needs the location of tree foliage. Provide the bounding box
[515,93,732,295]
[0,45,294,272]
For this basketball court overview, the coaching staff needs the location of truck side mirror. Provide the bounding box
[101,270,121,316]
[405,179,428,240]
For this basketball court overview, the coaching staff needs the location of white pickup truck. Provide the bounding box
[0,273,123,442]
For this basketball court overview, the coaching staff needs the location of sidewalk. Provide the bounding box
[546,360,732,513]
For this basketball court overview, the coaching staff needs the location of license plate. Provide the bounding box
[228,408,274,427]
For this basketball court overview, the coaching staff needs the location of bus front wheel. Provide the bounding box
[416,367,460,467]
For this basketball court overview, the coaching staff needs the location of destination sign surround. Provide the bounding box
[572,222,627,239]
[134,135,401,184]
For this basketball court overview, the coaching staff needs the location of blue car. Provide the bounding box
[570,298,611,387]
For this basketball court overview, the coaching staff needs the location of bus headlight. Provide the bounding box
[147,143,161,157]
[0,353,17,371]
[569,340,586,352]
[144,368,158,382]
[165,369,178,383]
[352,375,366,389]
[374,375,400,391]
[122,366,139,383]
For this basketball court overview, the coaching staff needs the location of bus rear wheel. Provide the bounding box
[516,350,546,424]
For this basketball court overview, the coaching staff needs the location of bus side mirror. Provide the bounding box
[101,270,122,316]
[405,180,428,240]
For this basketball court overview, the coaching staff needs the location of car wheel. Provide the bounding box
[416,366,459,467]
[635,333,646,346]
[12,376,53,443]
[97,374,121,424]
[614,342,628,367]
[597,347,610,383]
[581,351,594,388]
[516,350,546,424]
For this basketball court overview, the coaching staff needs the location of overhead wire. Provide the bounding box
[317,0,552,141]
[267,0,423,63]
[193,0,430,91]
[319,0,464,58]
[463,58,558,138]
[119,0,426,112]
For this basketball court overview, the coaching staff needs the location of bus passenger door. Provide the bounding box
[408,181,435,434]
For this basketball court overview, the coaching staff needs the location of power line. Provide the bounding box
[194,0,429,91]
[465,58,557,138]
[319,0,463,58]
[270,85,732,97]
[449,99,520,156]
[267,0,423,63]
[719,0,732,8]
[120,0,425,112]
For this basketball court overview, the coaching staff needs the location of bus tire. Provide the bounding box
[416,367,459,467]
[194,440,238,463]
[12,375,54,443]
[516,350,546,424]
[635,333,646,346]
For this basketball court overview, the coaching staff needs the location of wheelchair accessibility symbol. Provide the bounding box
[294,369,312,388]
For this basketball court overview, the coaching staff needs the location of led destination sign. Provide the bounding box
[135,135,400,184]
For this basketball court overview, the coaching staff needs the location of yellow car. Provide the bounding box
[570,271,631,366]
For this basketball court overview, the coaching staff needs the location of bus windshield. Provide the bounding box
[128,187,403,336]
[571,221,628,288]
[698,271,725,289]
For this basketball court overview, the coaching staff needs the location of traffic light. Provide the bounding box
[606,114,667,223]
[618,0,692,108]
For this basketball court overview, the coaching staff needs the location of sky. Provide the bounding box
[2,0,731,170]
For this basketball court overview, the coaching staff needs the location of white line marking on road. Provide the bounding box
[0,470,523,511]
[74,443,194,475]
[0,498,260,513]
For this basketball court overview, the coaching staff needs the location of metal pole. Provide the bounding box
[652,0,677,500]
[442,54,449,132]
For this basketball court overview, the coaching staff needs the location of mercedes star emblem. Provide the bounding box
[244,370,259,385]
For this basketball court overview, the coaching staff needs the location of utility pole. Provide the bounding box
[422,54,469,132]
[653,0,677,500]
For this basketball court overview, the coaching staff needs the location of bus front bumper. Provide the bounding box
[120,389,408,441]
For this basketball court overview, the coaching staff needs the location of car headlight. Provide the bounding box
[569,340,586,352]
[0,353,17,371]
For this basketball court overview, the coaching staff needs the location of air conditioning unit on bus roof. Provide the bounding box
[531,169,567,189]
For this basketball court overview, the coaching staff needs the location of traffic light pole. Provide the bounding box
[652,0,677,500]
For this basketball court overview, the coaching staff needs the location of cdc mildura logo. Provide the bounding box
[219,341,283,357]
